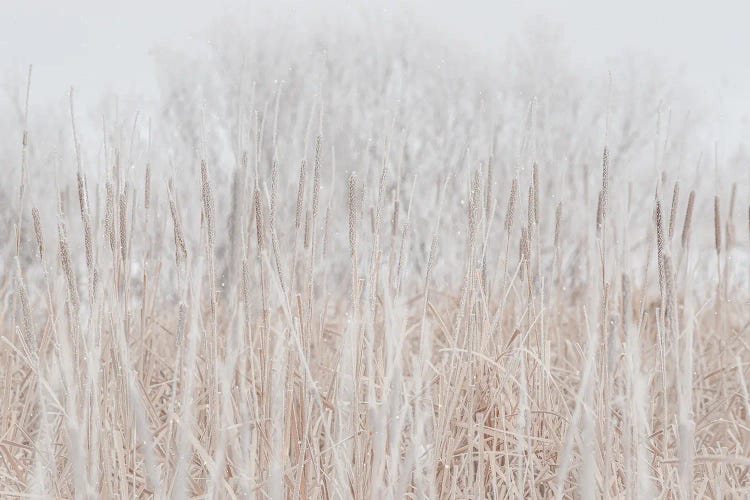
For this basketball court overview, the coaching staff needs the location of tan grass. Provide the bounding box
[1,33,750,500]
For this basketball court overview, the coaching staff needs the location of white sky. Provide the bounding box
[1,0,748,147]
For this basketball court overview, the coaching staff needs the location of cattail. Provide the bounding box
[200,161,215,249]
[554,202,562,249]
[681,190,695,248]
[391,196,400,238]
[270,159,279,229]
[348,172,359,257]
[374,164,388,234]
[655,196,665,253]
[655,196,665,291]
[714,196,721,255]
[76,171,87,216]
[175,301,187,346]
[295,159,306,229]
[269,164,286,294]
[519,226,529,281]
[469,170,481,246]
[168,184,187,267]
[104,181,116,254]
[58,221,79,311]
[303,209,311,249]
[119,187,128,263]
[601,147,609,223]
[254,187,264,251]
[620,273,631,331]
[527,185,535,232]
[312,136,322,220]
[254,183,268,334]
[31,207,44,261]
[668,181,679,240]
[239,257,254,342]
[532,163,539,225]
[425,232,439,286]
[77,172,94,285]
[504,177,518,232]
[520,226,530,261]
[82,216,94,291]
[596,189,605,236]
[241,258,250,315]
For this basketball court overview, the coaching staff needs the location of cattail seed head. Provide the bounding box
[104,181,116,254]
[58,221,79,311]
[200,161,215,249]
[348,172,359,257]
[241,258,251,317]
[312,136,322,220]
[532,163,539,225]
[295,159,306,229]
[303,209,311,249]
[32,207,44,261]
[714,196,722,255]
[527,184,535,231]
[76,171,87,216]
[270,159,279,229]
[600,147,609,222]
[668,181,679,240]
[520,226,530,261]
[505,177,518,232]
[81,212,93,273]
[596,189,605,236]
[468,170,481,246]
[119,187,128,263]
[655,196,666,291]
[519,226,529,281]
[254,187,265,251]
[167,180,187,268]
[681,190,695,249]
[175,302,187,346]
[76,172,94,275]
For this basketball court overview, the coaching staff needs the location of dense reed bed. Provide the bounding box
[1,21,750,498]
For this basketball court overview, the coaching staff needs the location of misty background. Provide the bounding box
[1,0,748,154]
